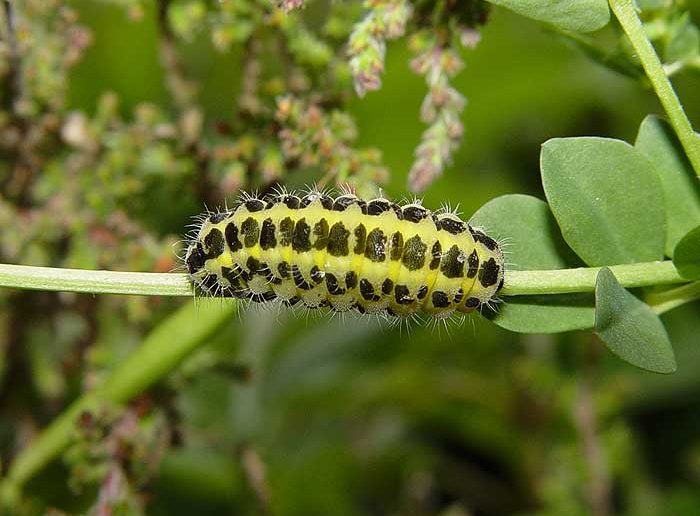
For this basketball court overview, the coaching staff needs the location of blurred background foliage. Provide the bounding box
[1,0,700,514]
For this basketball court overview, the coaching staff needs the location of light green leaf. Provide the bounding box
[595,268,676,373]
[635,115,700,256]
[673,225,700,279]
[485,0,610,33]
[541,137,666,266]
[471,194,593,333]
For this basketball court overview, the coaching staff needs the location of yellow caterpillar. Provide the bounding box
[185,190,504,319]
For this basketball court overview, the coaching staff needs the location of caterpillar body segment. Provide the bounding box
[185,191,505,319]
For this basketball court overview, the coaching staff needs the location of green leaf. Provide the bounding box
[470,194,580,270]
[635,116,700,256]
[483,293,595,333]
[471,194,594,333]
[665,13,700,63]
[595,268,676,373]
[541,137,666,266]
[673,225,700,279]
[560,32,643,79]
[485,0,610,33]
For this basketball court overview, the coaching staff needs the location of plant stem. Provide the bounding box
[0,299,237,506]
[0,264,192,296]
[0,261,687,297]
[501,261,684,295]
[574,347,611,516]
[609,0,700,176]
[646,280,700,314]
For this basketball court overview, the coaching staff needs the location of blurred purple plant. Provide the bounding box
[347,0,489,192]
[408,30,472,192]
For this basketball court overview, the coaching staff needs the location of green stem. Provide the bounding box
[609,0,700,176]
[0,264,192,296]
[646,280,700,314]
[0,261,687,297]
[501,260,685,296]
[1,299,236,507]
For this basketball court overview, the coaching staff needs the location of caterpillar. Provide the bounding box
[184,189,504,319]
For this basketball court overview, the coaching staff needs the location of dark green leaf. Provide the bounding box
[541,137,666,266]
[635,115,700,256]
[673,225,700,279]
[471,194,593,333]
[595,268,676,373]
[485,0,610,33]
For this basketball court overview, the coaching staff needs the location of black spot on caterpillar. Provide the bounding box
[185,190,505,319]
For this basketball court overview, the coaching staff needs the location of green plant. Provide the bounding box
[1,0,699,513]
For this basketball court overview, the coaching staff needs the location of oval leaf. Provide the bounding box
[673,225,700,279]
[470,194,580,269]
[541,137,666,266]
[635,115,700,256]
[485,0,610,33]
[471,194,593,333]
[595,268,676,374]
[483,294,595,333]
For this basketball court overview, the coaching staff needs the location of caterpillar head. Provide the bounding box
[185,241,206,275]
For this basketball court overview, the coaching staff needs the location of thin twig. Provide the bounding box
[240,446,272,514]
[573,339,611,516]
